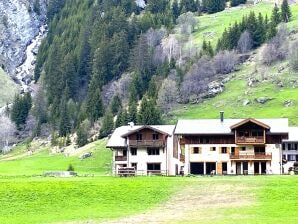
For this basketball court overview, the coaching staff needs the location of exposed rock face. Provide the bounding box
[0,0,47,76]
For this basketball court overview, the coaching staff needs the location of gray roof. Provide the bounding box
[175,118,289,135]
[107,125,176,148]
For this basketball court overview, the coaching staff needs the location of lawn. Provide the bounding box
[0,68,18,107]
[0,176,297,224]
[0,140,112,176]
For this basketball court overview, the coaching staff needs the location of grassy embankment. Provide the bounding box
[0,139,112,176]
[169,3,298,125]
[0,68,18,107]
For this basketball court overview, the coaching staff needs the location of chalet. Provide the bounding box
[107,124,178,176]
[175,113,288,175]
[107,112,291,176]
[282,127,298,173]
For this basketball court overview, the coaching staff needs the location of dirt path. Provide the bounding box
[67,181,255,224]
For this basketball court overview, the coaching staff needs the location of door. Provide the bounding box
[261,162,267,174]
[243,162,248,175]
[190,163,204,175]
[236,162,241,175]
[254,162,260,175]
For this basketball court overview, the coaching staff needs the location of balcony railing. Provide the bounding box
[115,156,127,161]
[129,140,165,147]
[236,136,265,144]
[230,153,272,160]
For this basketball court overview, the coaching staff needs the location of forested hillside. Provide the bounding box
[10,0,296,147]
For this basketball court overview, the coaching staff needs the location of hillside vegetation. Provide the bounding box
[0,68,18,107]
[169,3,298,125]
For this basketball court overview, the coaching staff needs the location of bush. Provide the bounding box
[67,164,74,171]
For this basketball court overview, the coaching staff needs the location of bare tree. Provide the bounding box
[157,76,178,113]
[177,12,198,36]
[237,30,253,53]
[145,27,166,49]
[289,40,298,71]
[213,51,239,74]
[261,24,289,65]
[180,57,216,103]
[161,34,180,64]
[0,115,16,153]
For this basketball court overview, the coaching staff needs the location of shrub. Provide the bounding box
[67,164,74,171]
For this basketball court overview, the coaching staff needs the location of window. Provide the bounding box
[241,147,246,151]
[295,144,298,150]
[131,148,137,156]
[210,147,216,151]
[131,163,137,169]
[152,133,159,140]
[147,148,160,155]
[288,154,296,161]
[231,147,235,154]
[192,147,200,154]
[221,147,227,153]
[282,143,286,151]
[147,163,161,171]
[136,133,142,140]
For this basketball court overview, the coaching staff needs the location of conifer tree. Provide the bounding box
[99,111,114,138]
[86,80,104,123]
[11,93,32,129]
[137,96,162,125]
[172,0,180,19]
[76,122,88,147]
[281,0,291,23]
[110,95,122,115]
[271,4,281,27]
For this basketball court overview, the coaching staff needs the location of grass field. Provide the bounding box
[0,68,18,107]
[0,176,297,224]
[0,140,112,176]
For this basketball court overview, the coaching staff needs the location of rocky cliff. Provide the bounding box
[0,0,47,76]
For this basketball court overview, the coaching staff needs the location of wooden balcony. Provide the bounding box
[180,154,185,162]
[230,153,272,160]
[236,136,265,144]
[115,156,127,161]
[129,140,165,148]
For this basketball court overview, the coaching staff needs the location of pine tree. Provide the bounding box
[86,80,104,123]
[11,93,32,129]
[59,97,71,137]
[76,122,89,147]
[99,111,114,138]
[230,0,239,7]
[128,101,138,123]
[271,4,281,27]
[281,0,291,23]
[172,0,180,19]
[137,96,162,125]
[110,95,122,115]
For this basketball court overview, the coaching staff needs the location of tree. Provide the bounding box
[213,51,238,74]
[11,93,32,129]
[86,80,104,123]
[281,0,291,23]
[137,96,162,125]
[172,0,180,19]
[157,77,178,113]
[58,92,71,137]
[110,95,122,115]
[289,41,298,71]
[99,111,114,138]
[204,0,226,14]
[237,30,253,53]
[271,4,281,27]
[0,115,16,153]
[76,120,90,147]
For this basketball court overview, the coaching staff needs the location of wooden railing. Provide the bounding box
[115,156,127,161]
[236,136,265,144]
[129,140,165,147]
[230,153,272,160]
[180,154,185,162]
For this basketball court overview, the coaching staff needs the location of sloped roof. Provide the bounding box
[230,118,270,130]
[175,118,289,135]
[107,125,176,148]
[121,125,169,137]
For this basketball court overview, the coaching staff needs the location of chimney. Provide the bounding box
[128,122,134,128]
[220,111,224,122]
